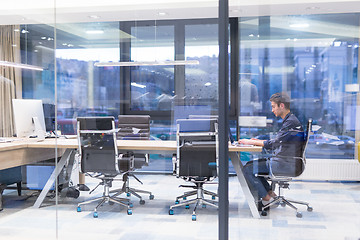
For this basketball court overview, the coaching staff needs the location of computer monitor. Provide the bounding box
[43,103,55,132]
[12,99,46,138]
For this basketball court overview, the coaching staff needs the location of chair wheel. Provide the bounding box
[183,197,187,200]
[93,212,98,218]
[185,205,190,209]
[307,206,313,212]
[149,194,154,200]
[109,201,114,205]
[296,212,302,218]
[202,204,206,208]
[129,203,133,208]
[127,193,131,197]
[192,214,196,221]
[77,206,81,212]
[175,200,179,204]
[140,200,145,205]
[280,202,286,207]
[212,196,216,200]
[261,210,267,216]
[169,209,174,215]
[127,209,133,215]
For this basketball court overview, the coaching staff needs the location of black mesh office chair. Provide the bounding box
[76,117,133,218]
[260,119,313,218]
[110,115,154,205]
[169,118,218,221]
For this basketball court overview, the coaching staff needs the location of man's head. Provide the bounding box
[269,92,291,118]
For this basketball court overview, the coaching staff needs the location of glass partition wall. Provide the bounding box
[231,6,360,240]
[1,1,360,239]
[0,1,58,239]
[54,2,221,240]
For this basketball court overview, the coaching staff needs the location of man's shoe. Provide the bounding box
[78,184,90,191]
[257,201,269,211]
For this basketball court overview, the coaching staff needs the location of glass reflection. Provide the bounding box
[239,14,359,159]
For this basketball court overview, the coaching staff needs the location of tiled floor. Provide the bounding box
[0,174,359,240]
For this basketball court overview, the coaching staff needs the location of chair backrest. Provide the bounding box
[77,117,120,175]
[270,118,312,178]
[302,118,312,161]
[295,118,312,176]
[117,115,150,140]
[176,118,218,178]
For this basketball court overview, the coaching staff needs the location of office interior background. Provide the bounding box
[1,0,360,239]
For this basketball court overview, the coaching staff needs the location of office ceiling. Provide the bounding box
[1,0,360,25]
[3,0,360,51]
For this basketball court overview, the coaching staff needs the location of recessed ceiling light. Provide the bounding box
[289,23,309,28]
[14,29,20,32]
[306,6,320,10]
[86,30,104,34]
[88,15,101,19]
[21,29,29,34]
[249,34,254,37]
[41,36,47,40]
[62,43,68,46]
[205,82,212,86]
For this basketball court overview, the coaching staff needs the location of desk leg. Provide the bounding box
[229,152,260,218]
[33,149,74,208]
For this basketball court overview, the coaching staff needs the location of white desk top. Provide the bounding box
[0,137,262,153]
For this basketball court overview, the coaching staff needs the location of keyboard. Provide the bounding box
[232,142,253,147]
[0,138,13,143]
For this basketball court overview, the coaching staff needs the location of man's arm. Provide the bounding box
[238,138,265,147]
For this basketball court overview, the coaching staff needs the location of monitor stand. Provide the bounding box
[32,117,45,141]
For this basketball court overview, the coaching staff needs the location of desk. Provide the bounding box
[1,139,262,218]
[229,146,262,218]
[0,139,64,170]
[29,139,178,208]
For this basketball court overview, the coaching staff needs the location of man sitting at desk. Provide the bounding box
[238,92,304,210]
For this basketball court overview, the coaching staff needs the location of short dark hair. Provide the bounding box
[269,92,290,109]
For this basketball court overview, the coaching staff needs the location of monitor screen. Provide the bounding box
[43,103,55,132]
[12,99,46,138]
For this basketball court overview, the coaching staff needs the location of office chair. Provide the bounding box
[76,117,133,218]
[110,115,154,205]
[0,167,22,211]
[169,118,219,221]
[260,119,313,218]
